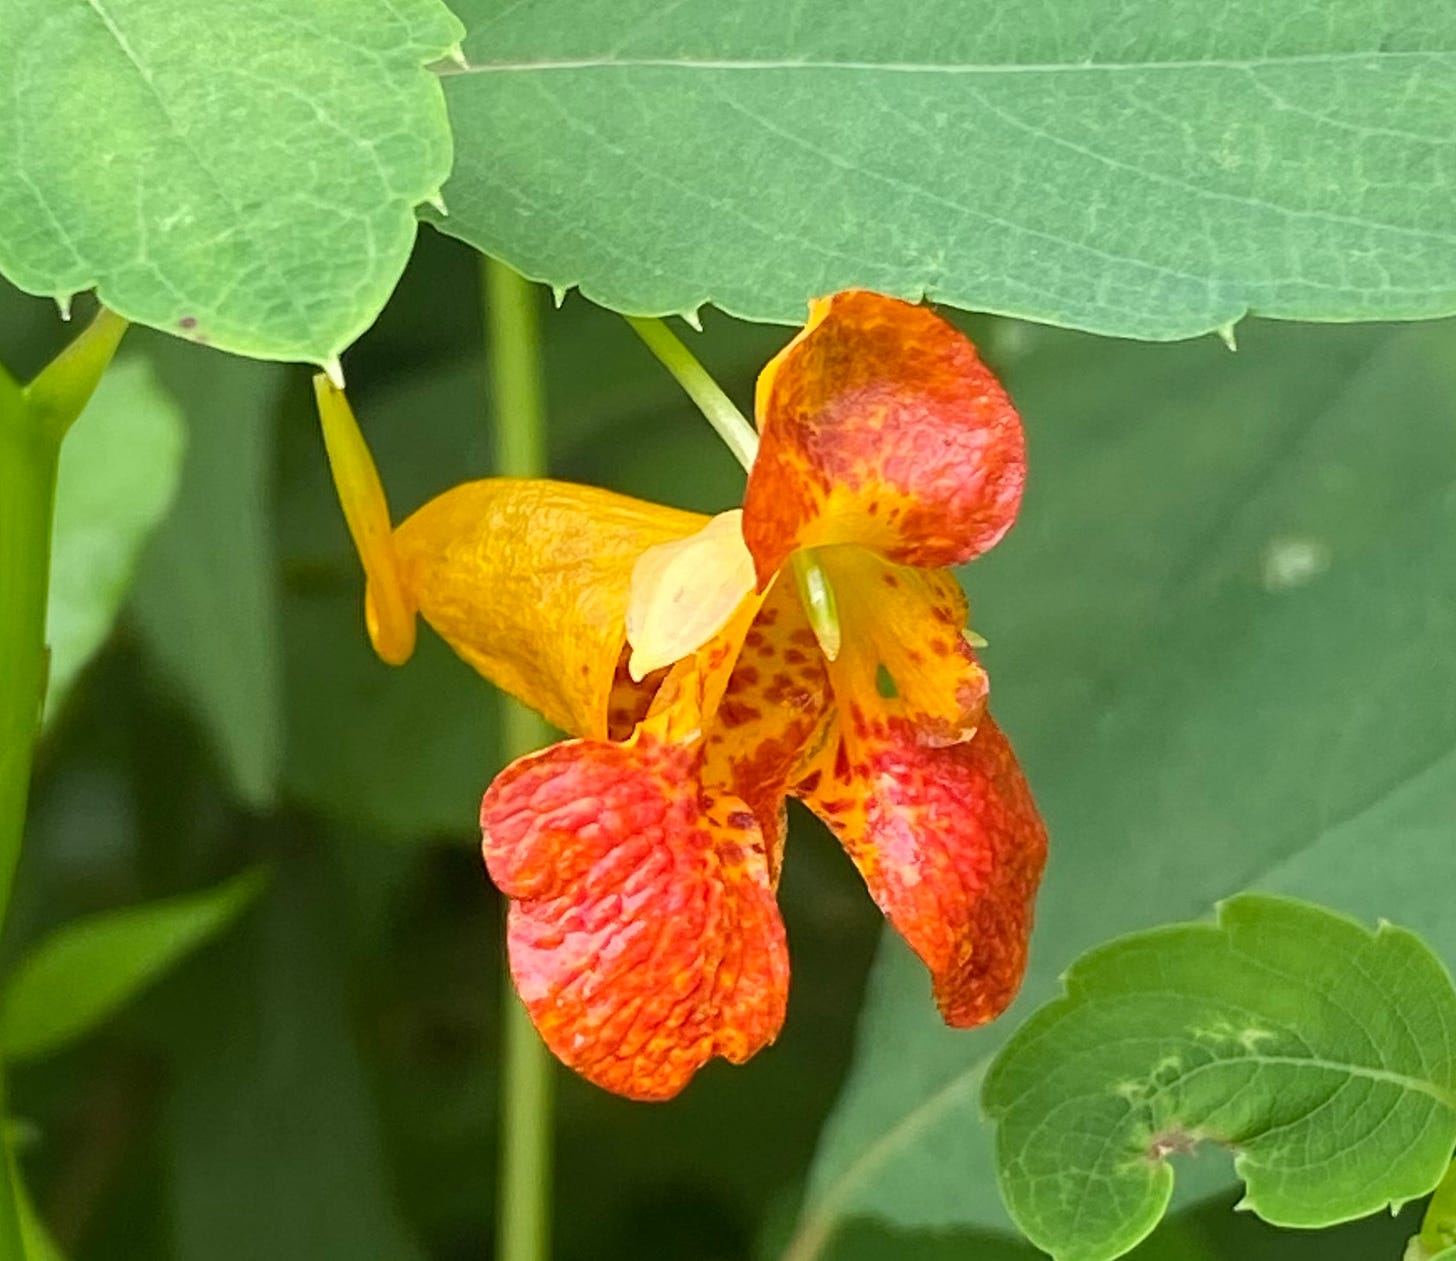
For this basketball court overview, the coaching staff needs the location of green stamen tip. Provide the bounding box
[792,551,841,662]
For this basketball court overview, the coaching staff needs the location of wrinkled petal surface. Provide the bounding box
[481,733,789,1100]
[394,479,703,738]
[743,291,1025,584]
[816,544,987,747]
[800,714,1046,1026]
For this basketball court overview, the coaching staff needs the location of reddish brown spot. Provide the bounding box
[882,571,899,587]
[833,739,851,781]
[784,648,808,665]
[718,699,760,728]
[791,629,818,649]
[178,315,197,330]
[797,769,822,795]
[727,810,756,832]
[735,665,760,687]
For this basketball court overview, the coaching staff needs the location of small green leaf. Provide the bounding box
[0,868,267,1063]
[436,0,1456,339]
[45,356,185,717]
[0,0,462,363]
[983,896,1456,1261]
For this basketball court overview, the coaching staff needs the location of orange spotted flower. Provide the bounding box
[316,290,1047,1101]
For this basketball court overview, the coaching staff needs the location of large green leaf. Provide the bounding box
[163,845,425,1261]
[0,0,461,364]
[46,356,185,718]
[435,0,1456,339]
[129,337,286,809]
[984,896,1456,1261]
[784,315,1456,1259]
[0,869,266,1063]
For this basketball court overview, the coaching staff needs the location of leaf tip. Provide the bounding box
[323,356,346,390]
[551,284,572,309]
[425,190,448,218]
[680,306,703,332]
[54,293,73,322]
[1216,321,1238,352]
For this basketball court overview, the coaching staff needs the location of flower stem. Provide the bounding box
[0,308,126,1261]
[624,317,759,472]
[630,314,845,653]
[484,259,554,1261]
[1417,1159,1456,1257]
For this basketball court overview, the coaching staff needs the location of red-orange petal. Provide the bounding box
[743,291,1026,585]
[481,733,789,1100]
[800,714,1046,1026]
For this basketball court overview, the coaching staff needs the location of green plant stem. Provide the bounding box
[484,259,553,1261]
[0,308,126,1261]
[1418,1160,1456,1256]
[0,389,59,1261]
[625,316,759,472]
[0,404,60,926]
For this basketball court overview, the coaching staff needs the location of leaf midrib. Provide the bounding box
[444,48,1455,77]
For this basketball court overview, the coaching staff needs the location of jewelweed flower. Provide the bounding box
[316,291,1047,1101]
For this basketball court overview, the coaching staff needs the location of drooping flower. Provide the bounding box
[316,291,1047,1101]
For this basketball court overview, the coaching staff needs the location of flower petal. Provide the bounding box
[626,509,758,681]
[816,545,987,747]
[393,478,704,739]
[799,714,1046,1026]
[743,291,1026,584]
[700,581,834,881]
[314,375,417,664]
[481,733,789,1100]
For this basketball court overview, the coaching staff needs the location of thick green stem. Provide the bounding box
[0,308,126,1260]
[0,405,60,926]
[0,396,57,1261]
[625,317,759,472]
[484,260,554,1261]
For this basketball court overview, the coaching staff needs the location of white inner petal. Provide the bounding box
[625,509,757,681]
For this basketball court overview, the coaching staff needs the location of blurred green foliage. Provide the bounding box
[2,226,1453,1261]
